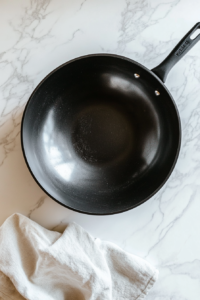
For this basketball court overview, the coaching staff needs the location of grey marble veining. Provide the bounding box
[0,0,200,298]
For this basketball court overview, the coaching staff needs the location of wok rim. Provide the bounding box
[21,53,181,215]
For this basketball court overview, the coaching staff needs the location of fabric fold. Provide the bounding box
[0,213,158,300]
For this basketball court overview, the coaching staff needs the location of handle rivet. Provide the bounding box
[155,90,160,96]
[134,73,140,78]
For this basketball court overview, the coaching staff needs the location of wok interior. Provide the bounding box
[22,56,180,214]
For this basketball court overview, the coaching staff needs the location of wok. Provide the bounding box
[21,23,200,214]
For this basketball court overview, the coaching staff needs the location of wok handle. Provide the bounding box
[151,22,200,82]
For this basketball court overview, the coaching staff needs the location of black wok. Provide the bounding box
[21,23,200,214]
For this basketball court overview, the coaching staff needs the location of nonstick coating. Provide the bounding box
[21,55,181,214]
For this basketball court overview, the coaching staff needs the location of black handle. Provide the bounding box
[151,23,200,82]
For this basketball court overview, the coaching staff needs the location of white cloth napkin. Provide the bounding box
[0,213,158,300]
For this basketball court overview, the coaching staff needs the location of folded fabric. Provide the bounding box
[0,213,158,300]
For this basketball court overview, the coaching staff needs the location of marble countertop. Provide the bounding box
[1,0,200,298]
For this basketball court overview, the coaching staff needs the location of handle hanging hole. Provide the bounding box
[190,28,200,40]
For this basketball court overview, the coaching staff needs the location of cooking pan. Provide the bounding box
[21,23,200,215]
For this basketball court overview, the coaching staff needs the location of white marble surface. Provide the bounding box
[1,0,200,298]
